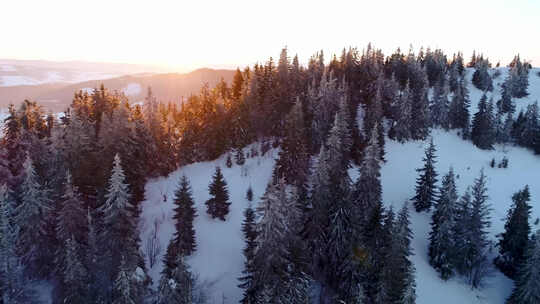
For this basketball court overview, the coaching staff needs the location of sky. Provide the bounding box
[1,0,539,72]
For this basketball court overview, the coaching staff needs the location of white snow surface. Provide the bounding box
[122,83,142,96]
[140,68,540,303]
[140,145,278,303]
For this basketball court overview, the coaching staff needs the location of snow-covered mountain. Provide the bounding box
[139,67,540,303]
[0,59,167,87]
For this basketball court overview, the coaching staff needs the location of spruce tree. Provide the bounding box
[495,186,532,278]
[454,171,492,287]
[113,257,137,304]
[448,77,471,137]
[163,175,197,276]
[158,255,194,304]
[235,147,246,166]
[429,167,458,280]
[0,184,36,303]
[3,104,25,189]
[246,185,253,202]
[226,153,233,168]
[62,236,88,303]
[390,83,413,142]
[387,204,417,304]
[273,100,310,190]
[452,188,472,276]
[238,204,258,304]
[205,166,231,221]
[507,230,540,304]
[430,77,450,129]
[471,94,495,150]
[472,59,493,91]
[15,155,51,273]
[86,208,105,303]
[252,179,303,302]
[352,127,385,303]
[100,154,140,280]
[467,170,492,287]
[306,119,361,302]
[172,175,197,255]
[353,126,382,221]
[55,172,87,279]
[412,138,438,212]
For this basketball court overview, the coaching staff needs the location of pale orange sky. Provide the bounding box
[1,0,539,71]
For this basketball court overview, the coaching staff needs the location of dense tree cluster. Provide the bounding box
[428,169,492,287]
[0,44,537,303]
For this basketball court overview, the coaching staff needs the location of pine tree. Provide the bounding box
[448,77,471,137]
[158,255,194,304]
[246,185,253,202]
[429,167,458,280]
[306,123,360,302]
[100,154,140,279]
[0,184,36,303]
[495,186,532,278]
[164,175,197,276]
[2,104,25,189]
[409,69,431,140]
[507,230,540,304]
[62,236,88,303]
[430,77,450,129]
[55,172,87,277]
[113,257,137,304]
[252,179,303,301]
[498,82,515,114]
[238,204,258,304]
[468,170,492,287]
[226,153,233,168]
[86,208,105,303]
[235,147,246,166]
[472,58,493,91]
[412,138,438,212]
[15,155,51,273]
[453,187,472,276]
[471,94,495,149]
[456,170,492,287]
[205,166,231,221]
[273,100,311,190]
[352,127,385,303]
[390,83,413,142]
[353,126,382,221]
[387,204,417,304]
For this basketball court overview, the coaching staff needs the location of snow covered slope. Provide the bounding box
[139,68,540,303]
[140,146,278,303]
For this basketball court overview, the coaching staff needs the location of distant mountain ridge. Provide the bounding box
[0,68,236,111]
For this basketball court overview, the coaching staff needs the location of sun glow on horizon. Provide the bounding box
[1,0,539,71]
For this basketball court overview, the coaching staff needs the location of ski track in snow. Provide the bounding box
[143,67,540,303]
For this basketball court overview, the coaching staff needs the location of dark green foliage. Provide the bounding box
[495,186,532,279]
[429,168,458,280]
[246,186,253,202]
[238,204,258,303]
[235,147,245,166]
[506,230,540,304]
[412,138,438,212]
[164,176,197,276]
[471,57,493,91]
[471,94,495,150]
[226,153,232,168]
[205,167,231,221]
[448,77,471,137]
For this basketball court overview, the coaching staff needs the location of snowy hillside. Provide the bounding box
[139,68,540,303]
[140,146,278,303]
